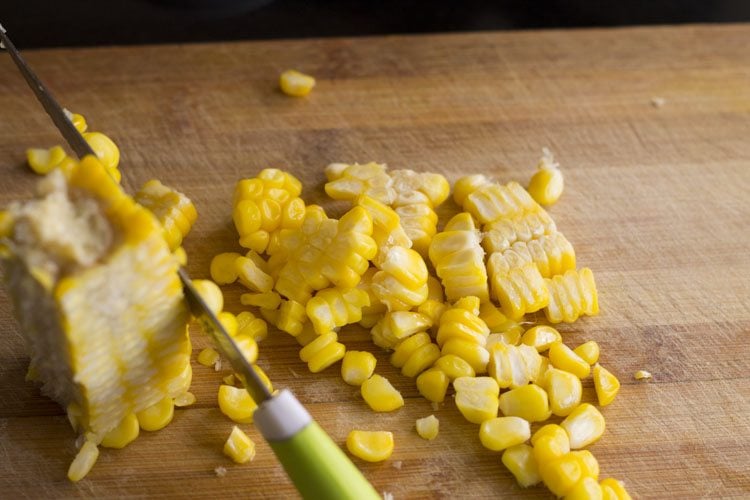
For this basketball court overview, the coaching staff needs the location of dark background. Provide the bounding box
[2,0,750,49]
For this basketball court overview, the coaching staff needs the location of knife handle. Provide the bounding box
[254,390,381,500]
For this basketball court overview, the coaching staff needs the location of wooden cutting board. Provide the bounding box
[1,24,749,499]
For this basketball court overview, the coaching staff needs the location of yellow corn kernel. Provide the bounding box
[67,440,99,482]
[528,151,563,206]
[415,414,440,440]
[452,174,488,206]
[308,341,346,373]
[462,180,539,224]
[83,132,120,171]
[487,343,541,389]
[522,325,562,352]
[281,197,306,230]
[326,163,395,204]
[295,323,318,346]
[100,413,139,449]
[600,479,632,500]
[218,385,257,423]
[341,351,377,386]
[441,338,490,374]
[241,291,282,311]
[251,364,274,393]
[499,384,550,422]
[542,453,585,497]
[373,311,432,349]
[361,374,404,412]
[574,341,600,365]
[488,256,549,320]
[192,279,224,315]
[210,252,241,284]
[436,303,489,347]
[133,179,198,250]
[233,335,259,364]
[634,370,652,380]
[277,299,307,336]
[534,435,569,466]
[239,230,270,254]
[390,332,431,368]
[346,430,394,462]
[0,210,13,239]
[173,246,188,266]
[570,450,599,480]
[233,199,262,236]
[416,368,449,403]
[544,268,599,324]
[307,287,370,334]
[564,477,603,500]
[174,391,197,407]
[236,311,268,341]
[561,404,606,449]
[453,376,500,424]
[280,69,316,97]
[299,332,336,362]
[223,425,257,464]
[324,162,349,181]
[532,424,571,453]
[479,416,531,451]
[198,347,221,367]
[223,374,236,386]
[593,364,620,407]
[27,145,67,175]
[545,368,583,417]
[549,343,591,379]
[402,342,441,378]
[235,256,274,292]
[136,396,174,431]
[433,354,475,380]
[502,444,541,488]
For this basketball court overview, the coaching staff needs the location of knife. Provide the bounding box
[0,24,380,500]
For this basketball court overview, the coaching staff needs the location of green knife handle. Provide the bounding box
[254,390,380,500]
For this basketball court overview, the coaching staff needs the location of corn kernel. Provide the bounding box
[532,424,571,453]
[197,347,220,367]
[433,354,475,380]
[218,385,257,423]
[346,430,394,462]
[361,374,404,412]
[545,368,583,417]
[174,392,197,407]
[280,69,316,97]
[440,338,489,374]
[521,325,562,352]
[390,332,432,368]
[233,199,262,236]
[83,132,120,170]
[415,414,440,440]
[561,404,606,449]
[542,453,585,497]
[224,426,256,464]
[593,364,620,407]
[634,370,652,380]
[209,252,241,284]
[236,311,268,341]
[277,299,307,336]
[27,145,67,175]
[218,311,239,337]
[67,440,99,482]
[564,477,603,500]
[136,396,174,431]
[454,376,499,424]
[549,342,591,379]
[479,416,531,451]
[570,450,599,479]
[100,413,139,449]
[308,341,346,373]
[241,291,282,310]
[300,332,337,362]
[192,279,223,315]
[534,435,569,466]
[402,342,441,378]
[498,384,550,422]
[416,369,449,403]
[341,351,377,386]
[502,444,541,488]
[574,341,600,365]
[528,151,564,207]
[235,256,274,292]
[600,479,632,500]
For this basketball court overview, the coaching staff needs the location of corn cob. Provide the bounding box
[1,158,192,480]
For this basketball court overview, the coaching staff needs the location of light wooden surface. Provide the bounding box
[1,24,750,499]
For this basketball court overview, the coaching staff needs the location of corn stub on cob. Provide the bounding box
[1,158,191,480]
[134,179,198,251]
[428,212,489,303]
[544,268,599,323]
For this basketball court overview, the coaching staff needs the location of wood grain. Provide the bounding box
[1,24,750,498]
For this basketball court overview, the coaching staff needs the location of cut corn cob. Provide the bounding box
[1,158,192,480]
